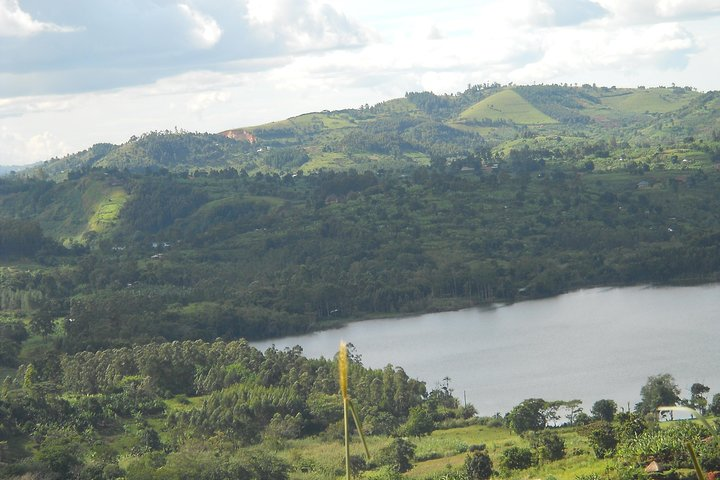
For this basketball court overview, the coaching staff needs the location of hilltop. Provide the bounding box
[23,83,720,180]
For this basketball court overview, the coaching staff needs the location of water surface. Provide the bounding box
[252,284,720,415]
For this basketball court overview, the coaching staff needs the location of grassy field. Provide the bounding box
[600,88,695,114]
[459,90,558,125]
[264,422,606,480]
[87,187,128,233]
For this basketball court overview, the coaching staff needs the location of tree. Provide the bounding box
[499,446,533,470]
[377,437,416,473]
[636,373,680,415]
[36,431,83,477]
[710,393,720,416]
[564,399,583,425]
[29,307,55,337]
[402,405,434,436]
[506,398,547,434]
[587,422,618,459]
[591,399,617,422]
[465,449,493,480]
[689,383,710,414]
[528,431,565,462]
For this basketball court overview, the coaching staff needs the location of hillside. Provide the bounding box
[458,89,557,124]
[25,84,718,181]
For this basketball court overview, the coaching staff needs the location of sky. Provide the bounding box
[1,0,719,166]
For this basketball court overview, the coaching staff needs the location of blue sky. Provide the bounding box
[1,0,719,165]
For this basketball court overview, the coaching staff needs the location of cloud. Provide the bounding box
[543,0,608,26]
[509,21,698,83]
[178,4,222,49]
[187,91,230,114]
[0,0,369,97]
[245,0,368,50]
[595,0,720,23]
[0,96,74,118]
[0,126,69,165]
[0,0,77,37]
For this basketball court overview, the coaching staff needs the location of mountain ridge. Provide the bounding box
[23,83,720,179]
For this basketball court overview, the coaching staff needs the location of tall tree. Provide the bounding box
[636,374,680,415]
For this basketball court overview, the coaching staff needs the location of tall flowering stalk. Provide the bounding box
[339,341,369,480]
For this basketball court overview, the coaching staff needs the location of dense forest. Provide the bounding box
[1,83,720,478]
[3,162,720,356]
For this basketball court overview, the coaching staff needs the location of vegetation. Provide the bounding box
[1,83,720,478]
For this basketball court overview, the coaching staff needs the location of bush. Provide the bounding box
[528,431,565,462]
[376,438,416,473]
[500,446,534,470]
[402,406,434,437]
[466,450,493,480]
[587,422,618,459]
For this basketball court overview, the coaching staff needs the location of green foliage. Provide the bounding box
[586,421,618,459]
[35,428,83,477]
[402,405,435,436]
[0,217,49,258]
[636,374,681,415]
[710,393,720,415]
[465,448,493,480]
[499,445,534,470]
[689,383,710,414]
[506,398,547,434]
[615,412,649,441]
[527,430,566,462]
[591,399,617,422]
[617,420,711,469]
[5,161,720,348]
[377,437,416,473]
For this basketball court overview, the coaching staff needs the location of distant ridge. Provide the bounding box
[24,84,718,179]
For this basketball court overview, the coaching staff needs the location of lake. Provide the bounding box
[251,284,720,416]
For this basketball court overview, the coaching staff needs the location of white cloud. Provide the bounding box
[0,0,368,97]
[510,21,697,83]
[0,126,69,165]
[178,4,222,49]
[187,91,229,114]
[595,0,720,23]
[0,0,77,37]
[243,0,369,50]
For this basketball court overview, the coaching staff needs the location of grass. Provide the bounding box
[601,88,695,114]
[270,421,606,480]
[87,187,128,233]
[459,90,558,125]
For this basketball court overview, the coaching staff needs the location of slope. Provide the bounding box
[458,89,558,125]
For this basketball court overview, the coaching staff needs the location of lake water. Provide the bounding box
[251,284,720,416]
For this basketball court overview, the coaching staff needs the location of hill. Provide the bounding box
[25,84,718,180]
[458,89,557,124]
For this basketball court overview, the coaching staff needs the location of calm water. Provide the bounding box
[251,284,720,416]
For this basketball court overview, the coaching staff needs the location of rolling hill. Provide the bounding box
[458,89,557,124]
[23,84,718,180]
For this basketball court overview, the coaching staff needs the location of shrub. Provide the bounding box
[402,406,434,437]
[465,450,493,480]
[376,438,416,473]
[587,422,618,459]
[500,446,534,470]
[528,431,565,462]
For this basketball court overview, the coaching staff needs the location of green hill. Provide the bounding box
[25,84,718,181]
[600,87,696,114]
[459,89,558,124]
